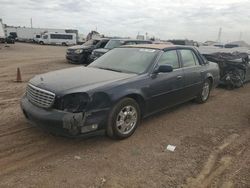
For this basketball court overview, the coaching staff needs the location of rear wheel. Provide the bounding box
[195,79,211,103]
[107,98,141,139]
[39,41,44,45]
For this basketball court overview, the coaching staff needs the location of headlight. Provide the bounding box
[75,49,83,54]
[61,93,90,113]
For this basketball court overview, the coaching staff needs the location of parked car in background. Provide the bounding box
[66,38,110,64]
[199,46,250,88]
[168,39,199,47]
[5,36,15,44]
[38,32,77,46]
[224,44,239,48]
[21,44,220,139]
[89,39,152,62]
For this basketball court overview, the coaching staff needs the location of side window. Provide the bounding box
[99,41,108,48]
[93,40,99,45]
[180,50,197,67]
[157,50,179,69]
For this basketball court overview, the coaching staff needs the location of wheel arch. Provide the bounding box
[116,93,147,117]
[205,73,214,86]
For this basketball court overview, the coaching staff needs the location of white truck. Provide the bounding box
[0,19,6,43]
[38,32,77,46]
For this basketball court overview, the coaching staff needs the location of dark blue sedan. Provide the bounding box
[21,44,220,139]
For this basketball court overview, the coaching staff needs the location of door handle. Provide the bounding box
[177,75,183,80]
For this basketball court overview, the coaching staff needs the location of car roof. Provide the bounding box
[94,38,109,40]
[121,44,196,50]
[109,38,151,42]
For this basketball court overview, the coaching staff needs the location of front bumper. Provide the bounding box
[21,96,108,138]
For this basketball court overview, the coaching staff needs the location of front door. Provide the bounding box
[147,50,185,113]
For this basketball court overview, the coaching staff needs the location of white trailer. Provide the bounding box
[39,32,77,46]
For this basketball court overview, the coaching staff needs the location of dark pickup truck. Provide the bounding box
[21,44,219,139]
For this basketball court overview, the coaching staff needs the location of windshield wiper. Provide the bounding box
[97,67,122,72]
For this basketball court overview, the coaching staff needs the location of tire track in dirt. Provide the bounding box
[0,133,81,177]
[0,127,34,138]
[183,130,250,188]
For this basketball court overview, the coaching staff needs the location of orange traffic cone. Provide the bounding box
[15,67,22,82]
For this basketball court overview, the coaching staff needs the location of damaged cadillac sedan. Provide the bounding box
[21,44,220,139]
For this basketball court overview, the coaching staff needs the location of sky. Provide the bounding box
[1,0,250,43]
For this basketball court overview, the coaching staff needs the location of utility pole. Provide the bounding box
[30,18,33,28]
[239,32,242,41]
[217,27,222,43]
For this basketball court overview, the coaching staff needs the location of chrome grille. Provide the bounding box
[26,84,55,108]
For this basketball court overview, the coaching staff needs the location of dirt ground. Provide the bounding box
[0,43,249,188]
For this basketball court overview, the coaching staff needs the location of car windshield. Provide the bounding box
[104,40,123,49]
[83,39,100,46]
[89,48,159,74]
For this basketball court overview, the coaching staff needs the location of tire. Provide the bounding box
[62,42,67,46]
[106,98,141,139]
[39,41,44,45]
[195,79,211,103]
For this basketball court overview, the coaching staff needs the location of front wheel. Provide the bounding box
[195,79,211,103]
[107,98,141,139]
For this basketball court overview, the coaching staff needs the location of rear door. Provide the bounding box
[178,49,203,99]
[147,50,185,113]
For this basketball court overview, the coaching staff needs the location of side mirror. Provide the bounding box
[154,65,173,74]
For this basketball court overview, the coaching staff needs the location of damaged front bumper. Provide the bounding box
[20,96,108,137]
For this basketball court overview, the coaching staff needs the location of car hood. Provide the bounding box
[94,48,110,54]
[68,45,93,50]
[29,67,135,95]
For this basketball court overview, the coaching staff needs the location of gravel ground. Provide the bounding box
[0,43,249,188]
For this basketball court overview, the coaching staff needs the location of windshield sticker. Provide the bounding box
[139,49,156,52]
